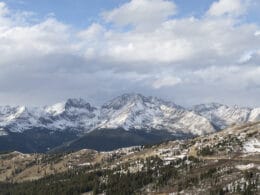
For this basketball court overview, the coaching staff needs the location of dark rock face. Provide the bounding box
[65,98,96,111]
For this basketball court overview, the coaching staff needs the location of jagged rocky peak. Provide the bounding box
[46,98,96,116]
[193,102,251,112]
[249,108,260,122]
[65,98,96,111]
[97,93,213,135]
[0,105,24,116]
[0,94,259,136]
[192,102,225,112]
[192,102,252,129]
[0,105,30,122]
[102,93,146,110]
[102,93,181,110]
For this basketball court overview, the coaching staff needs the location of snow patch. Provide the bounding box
[243,138,260,153]
[249,107,260,122]
[45,102,66,116]
[77,162,91,166]
[235,163,256,171]
[0,128,8,136]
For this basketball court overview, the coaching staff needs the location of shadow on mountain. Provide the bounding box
[0,128,78,153]
[50,128,194,153]
[0,128,194,153]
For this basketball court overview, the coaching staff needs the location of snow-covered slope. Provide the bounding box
[249,108,260,122]
[192,103,252,129]
[97,94,215,135]
[0,98,99,133]
[0,94,260,137]
[42,98,98,131]
[0,106,43,132]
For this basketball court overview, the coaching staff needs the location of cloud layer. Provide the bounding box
[207,0,248,17]
[0,0,259,107]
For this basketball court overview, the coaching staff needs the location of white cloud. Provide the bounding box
[255,31,260,36]
[102,31,193,63]
[77,16,259,67]
[78,23,104,40]
[152,76,182,89]
[239,51,254,63]
[103,0,177,30]
[0,2,8,16]
[0,0,259,106]
[0,2,10,26]
[0,18,72,67]
[207,0,248,17]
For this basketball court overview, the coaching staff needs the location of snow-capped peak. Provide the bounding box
[0,105,43,132]
[45,102,66,116]
[97,94,214,135]
[102,93,146,110]
[192,102,225,112]
[65,98,96,111]
[46,98,97,116]
[102,93,181,110]
[249,108,260,122]
[6,106,27,121]
[192,103,252,129]
[0,95,260,137]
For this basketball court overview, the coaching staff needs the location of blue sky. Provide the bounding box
[4,0,129,28]
[0,0,259,106]
[4,0,259,28]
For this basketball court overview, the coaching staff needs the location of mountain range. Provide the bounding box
[0,93,259,152]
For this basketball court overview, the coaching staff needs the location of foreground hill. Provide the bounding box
[0,93,260,153]
[0,121,259,194]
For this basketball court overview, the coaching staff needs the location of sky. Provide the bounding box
[0,0,259,107]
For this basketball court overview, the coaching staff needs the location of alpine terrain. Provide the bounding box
[0,121,259,194]
[0,94,260,153]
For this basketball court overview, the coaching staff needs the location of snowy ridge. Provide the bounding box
[0,98,99,133]
[249,108,260,122]
[0,94,260,136]
[97,94,214,135]
[191,103,253,129]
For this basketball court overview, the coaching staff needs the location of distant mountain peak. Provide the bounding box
[45,98,96,116]
[102,93,146,109]
[102,93,181,110]
[0,94,259,137]
[65,98,96,111]
[192,102,225,111]
[192,102,252,129]
[45,102,66,116]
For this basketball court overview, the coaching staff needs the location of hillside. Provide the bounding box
[0,121,259,194]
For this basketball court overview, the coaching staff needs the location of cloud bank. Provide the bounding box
[0,0,259,107]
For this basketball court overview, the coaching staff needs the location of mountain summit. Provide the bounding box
[191,103,252,129]
[0,94,215,136]
[1,94,260,135]
[0,94,259,152]
[98,93,214,135]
